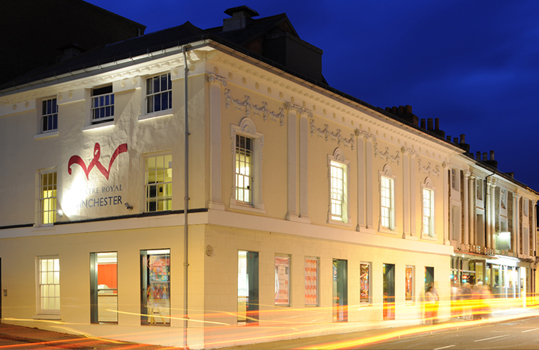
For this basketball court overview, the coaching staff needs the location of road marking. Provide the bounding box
[522,328,539,333]
[474,334,510,342]
[433,345,455,350]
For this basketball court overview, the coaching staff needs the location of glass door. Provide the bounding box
[90,252,118,324]
[383,264,395,320]
[238,250,259,323]
[332,259,348,322]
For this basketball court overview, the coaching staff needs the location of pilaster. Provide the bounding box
[207,73,226,210]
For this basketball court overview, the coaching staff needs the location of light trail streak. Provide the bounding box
[433,345,455,350]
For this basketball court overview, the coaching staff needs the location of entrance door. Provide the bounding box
[90,252,118,324]
[238,250,259,323]
[383,264,395,320]
[425,266,434,290]
[332,259,348,322]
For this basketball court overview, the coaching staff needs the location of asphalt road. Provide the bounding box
[358,317,539,350]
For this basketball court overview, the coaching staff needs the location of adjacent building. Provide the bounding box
[0,5,537,349]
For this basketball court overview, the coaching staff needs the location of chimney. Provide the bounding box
[476,151,481,161]
[483,150,498,169]
[435,118,440,130]
[398,106,404,114]
[483,152,488,161]
[458,134,470,153]
[506,172,514,178]
[427,118,433,131]
[454,137,459,144]
[223,6,259,32]
[490,150,495,160]
[392,106,398,115]
[420,119,426,129]
[58,43,83,62]
[447,135,451,141]
[405,105,412,113]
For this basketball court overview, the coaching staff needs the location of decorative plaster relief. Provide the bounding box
[401,146,417,157]
[224,89,284,126]
[286,102,313,118]
[308,117,354,150]
[374,143,400,165]
[207,73,227,87]
[418,159,440,178]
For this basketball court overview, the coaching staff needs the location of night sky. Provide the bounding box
[87,0,539,192]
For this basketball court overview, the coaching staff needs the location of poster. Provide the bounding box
[405,266,413,301]
[360,263,370,303]
[275,256,290,305]
[305,257,318,305]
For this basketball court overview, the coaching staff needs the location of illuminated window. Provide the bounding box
[500,189,507,210]
[275,255,290,306]
[40,171,57,225]
[91,85,114,124]
[230,118,264,212]
[381,176,394,230]
[405,266,414,301]
[360,263,371,304]
[330,161,347,222]
[423,188,434,237]
[305,257,319,306]
[235,135,253,204]
[141,249,170,325]
[37,256,60,314]
[41,98,58,132]
[146,73,172,113]
[329,148,349,224]
[145,154,172,212]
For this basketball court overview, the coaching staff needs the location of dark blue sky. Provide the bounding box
[87,0,539,191]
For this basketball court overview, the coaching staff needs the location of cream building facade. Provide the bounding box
[0,6,537,349]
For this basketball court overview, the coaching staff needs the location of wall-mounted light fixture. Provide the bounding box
[125,203,133,210]
[57,209,64,217]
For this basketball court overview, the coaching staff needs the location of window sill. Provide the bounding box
[379,227,398,235]
[34,130,59,140]
[328,219,354,228]
[230,202,266,215]
[32,224,56,232]
[33,313,61,320]
[421,234,437,241]
[83,120,115,131]
[139,110,173,121]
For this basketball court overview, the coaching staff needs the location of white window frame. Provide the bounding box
[37,170,57,226]
[304,257,319,306]
[35,255,60,317]
[143,72,173,119]
[144,153,172,212]
[379,165,396,232]
[230,117,265,213]
[90,84,115,124]
[421,177,436,239]
[40,97,58,134]
[451,168,459,191]
[328,148,350,225]
[476,178,483,201]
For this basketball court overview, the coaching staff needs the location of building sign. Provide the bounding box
[68,143,128,180]
[63,142,128,216]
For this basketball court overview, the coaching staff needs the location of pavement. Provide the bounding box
[1,307,538,349]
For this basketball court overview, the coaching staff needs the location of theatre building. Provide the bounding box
[0,5,537,349]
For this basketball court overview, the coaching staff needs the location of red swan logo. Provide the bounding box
[68,143,128,180]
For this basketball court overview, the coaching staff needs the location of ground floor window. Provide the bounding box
[360,263,371,304]
[405,266,414,301]
[275,255,290,306]
[141,249,170,325]
[37,256,60,314]
[305,257,319,306]
[90,252,118,324]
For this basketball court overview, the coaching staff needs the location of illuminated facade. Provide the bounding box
[0,6,537,349]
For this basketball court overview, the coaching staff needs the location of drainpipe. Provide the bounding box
[182,45,190,350]
[485,172,495,252]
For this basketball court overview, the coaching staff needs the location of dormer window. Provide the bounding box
[91,85,114,124]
